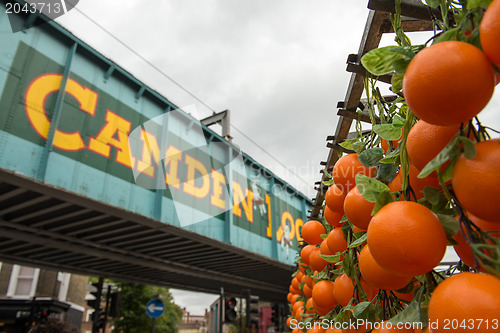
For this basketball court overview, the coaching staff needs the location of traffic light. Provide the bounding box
[271,303,284,331]
[224,297,238,323]
[87,277,104,333]
[246,292,259,328]
[109,291,121,318]
[271,303,278,328]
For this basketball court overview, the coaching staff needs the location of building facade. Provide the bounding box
[0,262,88,333]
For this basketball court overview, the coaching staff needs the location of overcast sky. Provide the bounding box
[54,0,500,315]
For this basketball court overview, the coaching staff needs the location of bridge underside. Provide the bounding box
[0,169,293,301]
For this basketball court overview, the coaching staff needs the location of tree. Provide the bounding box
[111,282,182,333]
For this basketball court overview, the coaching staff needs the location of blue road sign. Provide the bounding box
[146,299,165,318]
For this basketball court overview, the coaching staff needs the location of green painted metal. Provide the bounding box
[0,3,312,264]
[37,42,77,181]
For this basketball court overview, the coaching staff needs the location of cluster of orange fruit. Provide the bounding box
[286,1,500,332]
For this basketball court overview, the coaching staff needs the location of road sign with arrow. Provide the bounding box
[146,299,165,318]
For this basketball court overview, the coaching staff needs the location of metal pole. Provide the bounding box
[151,317,156,333]
[239,293,243,333]
[92,277,104,333]
[102,285,111,333]
[219,287,224,333]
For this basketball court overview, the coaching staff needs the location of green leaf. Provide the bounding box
[434,28,458,44]
[356,174,390,203]
[441,153,459,183]
[361,46,407,76]
[352,141,367,154]
[424,0,440,7]
[323,178,335,186]
[379,149,400,164]
[437,214,459,238]
[392,115,406,127]
[320,253,342,263]
[372,190,394,215]
[468,27,482,49]
[387,297,423,325]
[393,58,411,75]
[349,233,368,248]
[353,230,366,239]
[339,140,354,150]
[334,307,353,324]
[418,141,457,178]
[333,266,345,275]
[467,0,493,9]
[358,147,385,168]
[423,186,442,205]
[373,124,403,141]
[353,302,374,320]
[459,136,476,159]
[391,71,404,93]
[376,163,398,183]
[395,280,416,294]
[342,255,356,279]
[312,270,329,280]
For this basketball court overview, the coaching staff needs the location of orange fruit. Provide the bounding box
[295,306,304,321]
[371,322,414,332]
[296,271,304,282]
[359,245,413,290]
[291,277,300,291]
[290,294,300,305]
[290,284,301,295]
[301,245,316,265]
[428,272,500,333]
[303,275,314,289]
[352,225,364,234]
[344,186,376,230]
[301,220,327,245]
[452,139,500,223]
[403,41,495,126]
[324,205,344,228]
[367,201,447,276]
[312,298,332,316]
[292,300,304,314]
[320,239,334,256]
[381,133,403,152]
[480,0,500,66]
[325,184,346,213]
[332,154,376,194]
[312,280,337,310]
[394,289,414,303]
[406,120,461,172]
[305,297,316,314]
[309,247,328,272]
[325,327,342,333]
[303,283,313,299]
[453,214,500,270]
[332,274,354,307]
[388,164,440,200]
[326,228,347,255]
